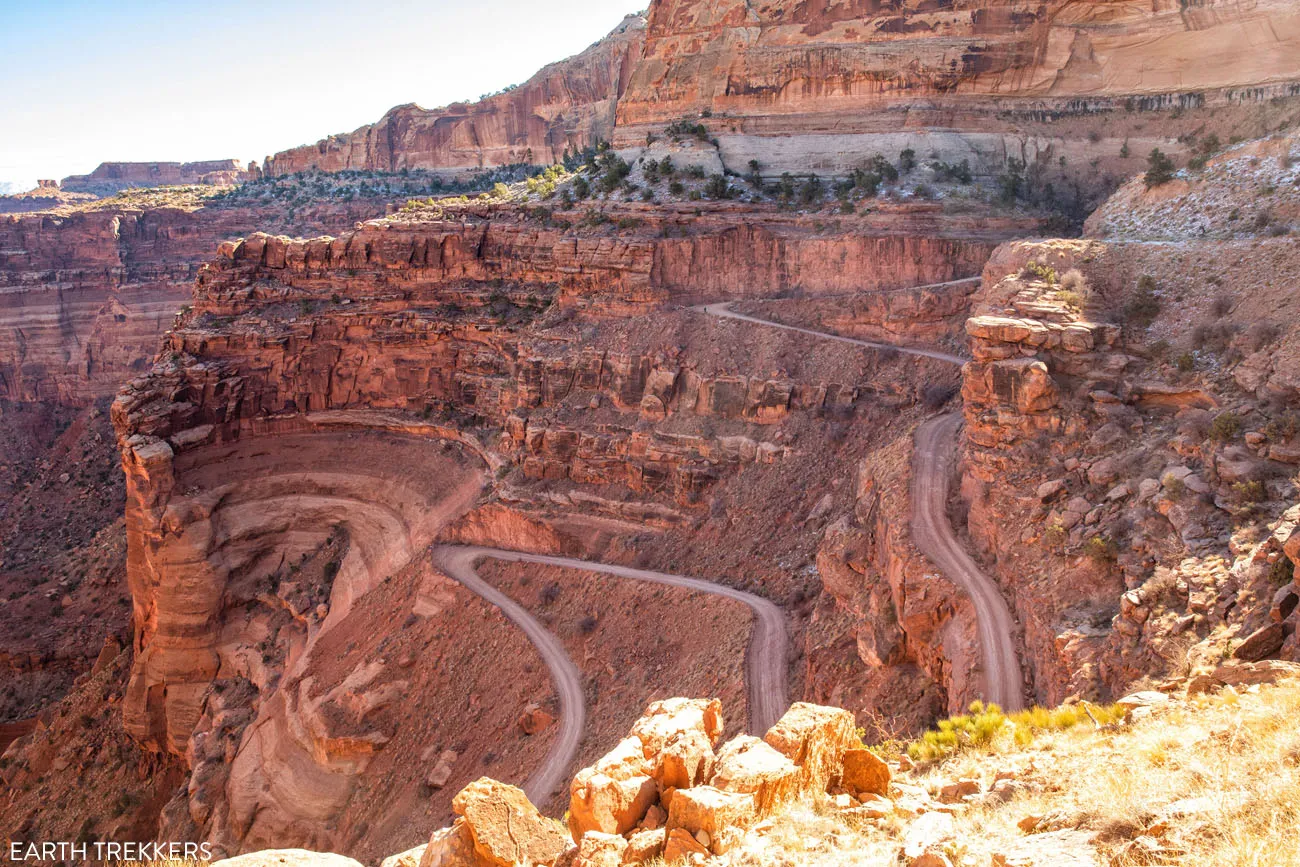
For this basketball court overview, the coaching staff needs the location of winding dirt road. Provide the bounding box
[911,414,1024,711]
[430,544,788,804]
[702,299,1025,712]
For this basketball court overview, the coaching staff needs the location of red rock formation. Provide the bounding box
[267,1,1300,184]
[264,15,647,176]
[0,199,392,404]
[60,160,254,195]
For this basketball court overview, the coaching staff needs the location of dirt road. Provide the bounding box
[430,544,789,805]
[702,301,1025,711]
[911,414,1025,711]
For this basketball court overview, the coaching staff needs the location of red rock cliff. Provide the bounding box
[263,15,647,176]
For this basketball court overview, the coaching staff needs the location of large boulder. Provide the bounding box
[630,698,723,756]
[708,735,800,817]
[569,737,658,838]
[451,778,569,867]
[665,785,756,852]
[762,702,858,794]
[652,727,716,790]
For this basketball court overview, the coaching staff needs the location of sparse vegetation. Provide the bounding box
[906,699,1127,762]
[1144,148,1177,188]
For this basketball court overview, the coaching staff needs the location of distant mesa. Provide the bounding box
[58,159,255,195]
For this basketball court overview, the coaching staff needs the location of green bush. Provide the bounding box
[1124,275,1162,327]
[906,700,1127,762]
[1210,411,1242,442]
[1145,149,1177,189]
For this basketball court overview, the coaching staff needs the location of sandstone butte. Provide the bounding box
[2,0,1300,865]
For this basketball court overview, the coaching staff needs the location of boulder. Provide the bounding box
[569,737,658,837]
[663,828,708,863]
[709,735,801,817]
[938,779,980,803]
[653,727,716,790]
[665,785,756,849]
[211,853,364,867]
[426,750,458,789]
[762,702,858,794]
[1233,623,1289,662]
[1211,659,1300,688]
[630,698,723,757]
[452,778,569,867]
[623,828,666,863]
[574,832,626,867]
[841,748,891,797]
[518,703,555,735]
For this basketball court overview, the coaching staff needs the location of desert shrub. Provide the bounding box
[1209,411,1242,441]
[1123,275,1162,327]
[1212,293,1237,317]
[799,174,824,204]
[1175,352,1196,372]
[930,159,972,184]
[579,615,598,634]
[1060,268,1088,293]
[1162,474,1188,500]
[1268,556,1295,587]
[1085,535,1119,565]
[664,119,710,141]
[898,148,917,173]
[1246,321,1281,353]
[1262,411,1300,441]
[1232,480,1267,505]
[1021,259,1058,286]
[685,165,707,180]
[704,174,732,199]
[669,180,685,196]
[998,158,1025,204]
[1044,520,1068,548]
[906,700,1127,762]
[1144,149,1177,188]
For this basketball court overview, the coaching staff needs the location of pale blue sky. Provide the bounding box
[0,0,637,189]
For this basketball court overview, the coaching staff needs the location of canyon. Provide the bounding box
[2,0,1300,864]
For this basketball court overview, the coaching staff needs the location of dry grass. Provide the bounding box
[731,679,1300,867]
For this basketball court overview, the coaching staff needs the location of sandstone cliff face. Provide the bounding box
[614,0,1300,178]
[268,0,1300,186]
[264,16,646,176]
[0,200,391,404]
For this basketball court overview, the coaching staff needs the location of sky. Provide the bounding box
[0,0,638,190]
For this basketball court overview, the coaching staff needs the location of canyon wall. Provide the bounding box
[263,15,647,176]
[267,0,1300,182]
[0,200,392,404]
